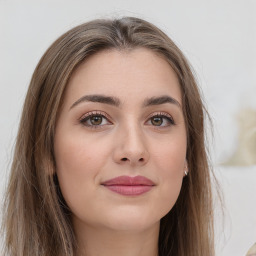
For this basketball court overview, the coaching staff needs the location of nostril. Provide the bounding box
[121,157,145,162]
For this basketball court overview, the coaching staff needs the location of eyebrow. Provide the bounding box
[70,95,120,109]
[69,94,181,110]
[143,95,181,108]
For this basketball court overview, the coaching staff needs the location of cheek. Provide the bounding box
[54,133,109,209]
[152,135,186,176]
[150,137,186,215]
[55,132,109,173]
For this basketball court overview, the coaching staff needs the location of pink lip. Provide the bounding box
[101,175,155,196]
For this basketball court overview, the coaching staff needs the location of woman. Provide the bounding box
[1,17,217,256]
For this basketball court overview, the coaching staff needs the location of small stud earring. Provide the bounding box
[184,163,188,176]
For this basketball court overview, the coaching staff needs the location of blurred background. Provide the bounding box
[0,0,255,255]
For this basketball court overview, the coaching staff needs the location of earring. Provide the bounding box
[184,162,188,176]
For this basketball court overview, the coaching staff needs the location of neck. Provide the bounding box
[73,220,160,256]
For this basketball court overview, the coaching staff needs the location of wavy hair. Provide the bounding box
[2,16,218,256]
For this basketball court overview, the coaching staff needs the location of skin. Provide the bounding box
[54,48,187,256]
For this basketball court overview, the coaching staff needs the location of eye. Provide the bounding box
[79,111,112,128]
[146,112,175,127]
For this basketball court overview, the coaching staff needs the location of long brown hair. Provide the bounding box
[2,17,218,256]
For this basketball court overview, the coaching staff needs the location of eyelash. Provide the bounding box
[79,111,112,129]
[146,112,175,127]
[79,111,175,129]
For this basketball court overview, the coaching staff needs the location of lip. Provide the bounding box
[101,175,155,196]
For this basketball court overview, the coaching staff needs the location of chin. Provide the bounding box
[105,220,157,232]
[101,210,160,232]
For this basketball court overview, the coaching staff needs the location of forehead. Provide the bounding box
[64,48,182,107]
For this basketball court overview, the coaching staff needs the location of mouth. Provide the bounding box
[101,175,155,196]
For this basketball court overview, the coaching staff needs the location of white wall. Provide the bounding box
[1,1,255,255]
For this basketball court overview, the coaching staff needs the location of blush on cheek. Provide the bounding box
[155,151,186,177]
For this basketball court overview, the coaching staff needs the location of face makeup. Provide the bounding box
[101,175,155,196]
[54,48,187,233]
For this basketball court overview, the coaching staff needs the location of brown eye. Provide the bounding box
[145,113,175,128]
[90,116,102,125]
[80,112,112,129]
[151,117,163,126]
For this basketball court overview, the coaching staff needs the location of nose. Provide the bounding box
[112,124,150,167]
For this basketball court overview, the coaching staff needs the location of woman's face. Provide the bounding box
[54,48,187,232]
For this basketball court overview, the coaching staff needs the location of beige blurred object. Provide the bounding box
[223,108,256,166]
[246,243,256,256]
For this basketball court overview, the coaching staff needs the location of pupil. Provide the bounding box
[152,117,162,126]
[91,116,102,125]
